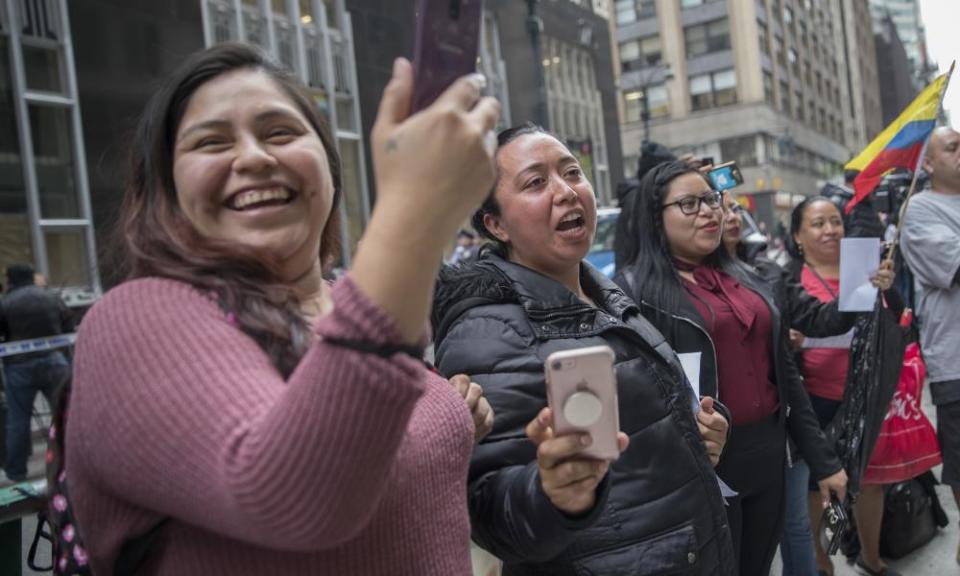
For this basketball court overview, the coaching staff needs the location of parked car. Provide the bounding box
[585,207,619,277]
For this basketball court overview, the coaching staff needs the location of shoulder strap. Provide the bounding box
[805,264,838,299]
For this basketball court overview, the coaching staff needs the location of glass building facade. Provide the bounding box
[1,0,99,305]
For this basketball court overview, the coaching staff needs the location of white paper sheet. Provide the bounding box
[839,237,880,312]
[801,329,855,349]
[678,352,702,398]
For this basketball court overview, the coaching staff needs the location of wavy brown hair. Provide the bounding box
[115,43,342,377]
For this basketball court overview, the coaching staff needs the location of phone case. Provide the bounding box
[708,161,744,191]
[412,0,484,112]
[544,345,620,461]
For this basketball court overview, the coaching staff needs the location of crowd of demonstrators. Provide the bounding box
[612,160,859,576]
[901,126,960,565]
[432,124,736,575]
[0,263,73,483]
[4,38,950,576]
[779,197,899,576]
[63,42,499,575]
[448,229,481,265]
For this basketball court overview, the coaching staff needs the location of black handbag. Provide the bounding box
[879,472,946,559]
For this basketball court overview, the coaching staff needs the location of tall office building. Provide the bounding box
[614,0,882,227]
[1,0,624,300]
[868,0,930,88]
[874,12,915,124]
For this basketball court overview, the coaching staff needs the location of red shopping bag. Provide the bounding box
[864,343,942,484]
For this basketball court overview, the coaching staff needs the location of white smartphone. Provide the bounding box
[544,345,620,461]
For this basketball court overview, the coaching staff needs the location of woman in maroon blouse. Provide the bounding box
[614,160,852,576]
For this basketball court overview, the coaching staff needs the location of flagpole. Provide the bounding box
[889,60,956,262]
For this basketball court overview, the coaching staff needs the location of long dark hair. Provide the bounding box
[115,43,342,377]
[616,160,751,321]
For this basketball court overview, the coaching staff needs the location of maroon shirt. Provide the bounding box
[682,266,779,426]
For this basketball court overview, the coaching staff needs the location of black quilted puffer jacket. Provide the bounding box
[432,252,736,576]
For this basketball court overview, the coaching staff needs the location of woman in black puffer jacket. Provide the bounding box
[432,124,736,576]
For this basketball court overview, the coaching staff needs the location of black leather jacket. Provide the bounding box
[614,263,849,481]
[433,253,736,576]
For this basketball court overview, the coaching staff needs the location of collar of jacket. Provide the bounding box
[434,253,694,395]
[433,252,639,340]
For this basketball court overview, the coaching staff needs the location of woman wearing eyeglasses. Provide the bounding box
[614,161,849,576]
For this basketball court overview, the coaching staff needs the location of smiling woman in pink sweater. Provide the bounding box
[64,43,499,575]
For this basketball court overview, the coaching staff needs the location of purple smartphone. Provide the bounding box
[412,0,484,113]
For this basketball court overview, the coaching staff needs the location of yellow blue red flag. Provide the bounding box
[844,71,950,213]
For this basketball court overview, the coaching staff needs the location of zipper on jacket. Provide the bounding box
[641,299,721,402]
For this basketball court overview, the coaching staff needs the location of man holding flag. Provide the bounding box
[901,126,960,565]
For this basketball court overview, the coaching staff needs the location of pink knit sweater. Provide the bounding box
[66,275,475,575]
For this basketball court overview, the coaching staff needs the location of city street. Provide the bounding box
[9,383,960,574]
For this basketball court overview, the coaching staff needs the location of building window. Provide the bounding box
[624,84,669,122]
[620,35,661,71]
[681,0,724,6]
[615,0,655,24]
[795,89,804,120]
[780,80,790,112]
[788,48,799,76]
[763,71,774,104]
[774,35,785,67]
[784,5,793,25]
[720,135,758,167]
[689,69,736,111]
[544,36,611,204]
[758,20,769,56]
[685,18,730,58]
[771,0,782,20]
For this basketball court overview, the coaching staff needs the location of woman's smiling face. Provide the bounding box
[172,68,334,272]
[661,172,723,264]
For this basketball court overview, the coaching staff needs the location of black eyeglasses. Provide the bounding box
[662,191,723,215]
[727,204,744,215]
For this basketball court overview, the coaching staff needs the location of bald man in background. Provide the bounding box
[901,126,960,564]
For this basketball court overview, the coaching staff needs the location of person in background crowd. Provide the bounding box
[615,161,850,576]
[65,43,498,575]
[901,126,960,565]
[783,197,898,576]
[0,263,73,482]
[448,229,480,264]
[433,124,736,575]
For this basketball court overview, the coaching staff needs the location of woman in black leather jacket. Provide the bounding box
[432,125,737,575]
[613,161,857,576]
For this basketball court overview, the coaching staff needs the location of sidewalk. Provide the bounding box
[771,376,959,576]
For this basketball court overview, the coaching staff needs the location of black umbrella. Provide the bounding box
[825,296,908,499]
